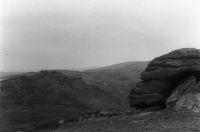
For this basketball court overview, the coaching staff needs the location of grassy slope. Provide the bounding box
[1,61,148,93]
[57,61,148,110]
[0,72,22,77]
[84,61,148,94]
[0,71,128,131]
[1,61,148,94]
[0,72,23,81]
[54,109,200,132]
[55,61,148,96]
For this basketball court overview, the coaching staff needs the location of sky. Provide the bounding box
[0,0,200,72]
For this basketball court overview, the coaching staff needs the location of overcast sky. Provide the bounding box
[0,0,200,72]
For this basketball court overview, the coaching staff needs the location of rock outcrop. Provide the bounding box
[129,48,200,111]
[141,48,200,81]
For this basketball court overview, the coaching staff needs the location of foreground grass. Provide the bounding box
[52,109,200,132]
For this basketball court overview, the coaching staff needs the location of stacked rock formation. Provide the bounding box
[129,48,200,111]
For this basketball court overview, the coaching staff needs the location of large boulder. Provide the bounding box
[141,48,200,81]
[129,48,200,110]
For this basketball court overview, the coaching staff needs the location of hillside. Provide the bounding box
[0,61,148,131]
[86,61,148,72]
[84,61,148,94]
[1,61,148,95]
[0,71,128,131]
[0,61,148,107]
[29,61,148,111]
[0,61,148,110]
[0,72,23,81]
[54,109,200,132]
[55,61,148,95]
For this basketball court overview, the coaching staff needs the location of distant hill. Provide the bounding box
[55,61,148,94]
[84,61,149,94]
[0,71,127,131]
[86,61,148,72]
[0,61,149,105]
[0,61,149,98]
[0,72,23,81]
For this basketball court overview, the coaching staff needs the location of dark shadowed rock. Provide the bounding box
[130,80,174,94]
[129,80,175,108]
[129,93,168,108]
[166,76,197,106]
[34,119,64,130]
[141,48,200,81]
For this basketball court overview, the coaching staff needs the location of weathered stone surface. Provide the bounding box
[166,76,197,106]
[141,48,200,81]
[166,75,200,112]
[141,65,200,81]
[174,93,200,112]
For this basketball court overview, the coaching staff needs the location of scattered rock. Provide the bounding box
[136,112,153,117]
[79,109,123,121]
[99,110,117,117]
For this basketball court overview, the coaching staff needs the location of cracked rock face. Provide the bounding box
[174,93,200,112]
[129,48,200,111]
[167,76,200,112]
[166,76,198,105]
